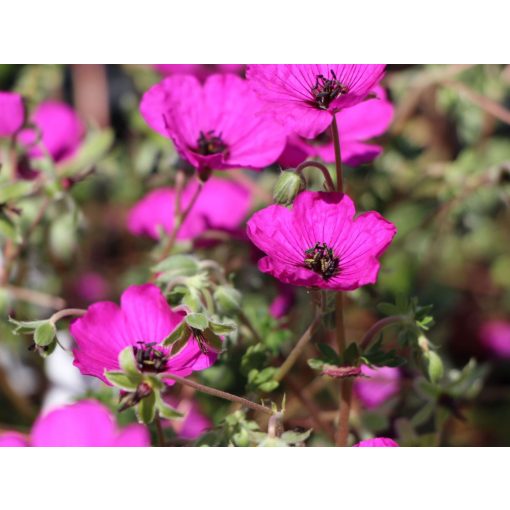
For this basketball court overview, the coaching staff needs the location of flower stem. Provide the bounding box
[155,180,204,266]
[275,314,322,383]
[295,161,336,192]
[49,308,86,324]
[163,374,273,416]
[360,315,409,350]
[154,413,165,447]
[331,114,343,194]
[331,113,350,446]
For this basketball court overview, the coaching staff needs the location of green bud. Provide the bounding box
[34,322,57,347]
[425,350,444,384]
[214,286,241,314]
[273,171,305,206]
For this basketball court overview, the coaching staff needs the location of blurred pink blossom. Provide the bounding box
[354,437,399,447]
[154,64,244,81]
[480,320,510,358]
[0,91,24,137]
[354,365,401,409]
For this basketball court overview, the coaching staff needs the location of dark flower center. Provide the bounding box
[304,242,340,280]
[309,70,349,110]
[195,130,229,156]
[133,342,169,373]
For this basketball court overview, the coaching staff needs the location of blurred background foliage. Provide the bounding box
[1,64,510,446]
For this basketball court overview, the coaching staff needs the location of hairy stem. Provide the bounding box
[275,314,322,383]
[360,315,409,350]
[154,413,165,447]
[331,114,350,446]
[49,308,86,324]
[296,161,336,192]
[163,373,273,416]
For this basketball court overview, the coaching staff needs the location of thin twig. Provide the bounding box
[275,314,322,383]
[154,413,165,447]
[49,308,86,324]
[5,285,66,310]
[163,373,273,416]
[360,315,408,350]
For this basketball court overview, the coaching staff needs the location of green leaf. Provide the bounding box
[155,392,184,420]
[118,346,142,380]
[34,321,57,347]
[185,313,209,331]
[162,321,189,347]
[209,318,237,335]
[104,371,139,391]
[307,358,325,371]
[342,342,360,365]
[171,332,191,356]
[136,391,156,424]
[317,343,341,364]
[0,213,19,241]
[0,181,35,203]
[152,254,200,278]
[203,328,222,352]
[280,429,312,444]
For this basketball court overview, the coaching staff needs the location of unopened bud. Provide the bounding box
[273,171,305,206]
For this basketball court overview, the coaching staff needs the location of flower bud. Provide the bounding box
[214,286,242,314]
[273,171,305,206]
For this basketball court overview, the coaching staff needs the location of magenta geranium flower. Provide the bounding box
[128,176,251,241]
[0,400,149,447]
[0,91,24,137]
[480,320,510,358]
[154,64,244,80]
[354,365,401,409]
[246,191,396,291]
[354,437,399,447]
[247,65,386,138]
[18,101,84,163]
[140,73,287,172]
[70,283,217,385]
[278,85,394,168]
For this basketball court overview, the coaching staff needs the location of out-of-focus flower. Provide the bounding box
[74,272,109,302]
[128,177,251,241]
[354,365,401,409]
[0,400,150,447]
[480,320,510,358]
[353,437,399,447]
[0,91,24,137]
[269,284,296,319]
[0,431,28,447]
[153,64,244,80]
[140,74,287,173]
[247,64,386,138]
[18,101,84,164]
[165,397,212,440]
[70,284,217,385]
[246,191,396,291]
[278,86,394,168]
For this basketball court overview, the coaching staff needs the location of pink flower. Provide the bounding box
[0,400,150,447]
[354,437,399,447]
[247,65,386,138]
[74,272,109,302]
[480,320,510,358]
[354,365,401,409]
[165,397,212,440]
[154,64,244,80]
[18,101,84,163]
[128,177,251,241]
[0,91,24,137]
[246,191,396,291]
[269,284,296,319]
[278,86,394,168]
[70,284,217,385]
[0,431,28,447]
[140,73,287,172]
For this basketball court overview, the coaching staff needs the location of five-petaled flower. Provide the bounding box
[247,64,386,139]
[140,73,287,173]
[247,191,396,291]
[128,176,250,241]
[279,85,394,168]
[70,284,217,385]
